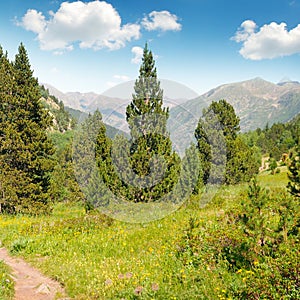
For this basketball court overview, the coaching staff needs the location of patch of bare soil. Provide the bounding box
[0,247,67,300]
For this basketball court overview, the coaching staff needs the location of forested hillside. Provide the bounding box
[40,85,76,132]
[242,112,300,161]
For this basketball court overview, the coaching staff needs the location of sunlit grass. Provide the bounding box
[0,168,297,299]
[0,260,14,300]
[258,166,289,188]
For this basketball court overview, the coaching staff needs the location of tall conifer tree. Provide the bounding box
[95,44,180,203]
[0,43,54,214]
[124,43,180,202]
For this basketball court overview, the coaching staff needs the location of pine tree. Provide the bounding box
[0,43,55,214]
[244,177,269,246]
[124,44,180,202]
[126,43,168,131]
[195,99,258,185]
[194,102,227,185]
[94,44,179,203]
[0,47,17,212]
[73,110,114,210]
[287,143,300,198]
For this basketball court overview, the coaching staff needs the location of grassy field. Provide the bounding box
[0,260,14,300]
[0,170,298,299]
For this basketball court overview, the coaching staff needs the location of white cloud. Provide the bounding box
[232,20,256,42]
[19,1,141,52]
[142,11,182,32]
[232,20,300,60]
[131,46,144,64]
[20,9,46,33]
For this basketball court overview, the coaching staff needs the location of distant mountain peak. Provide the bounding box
[277,77,300,86]
[279,76,292,83]
[170,76,300,135]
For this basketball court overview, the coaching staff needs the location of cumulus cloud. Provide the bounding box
[142,11,182,32]
[233,20,257,42]
[232,20,300,60]
[131,46,144,64]
[21,9,46,33]
[19,1,141,52]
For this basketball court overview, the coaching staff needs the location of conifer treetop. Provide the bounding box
[126,43,168,122]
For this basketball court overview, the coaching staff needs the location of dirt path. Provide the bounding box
[0,247,67,300]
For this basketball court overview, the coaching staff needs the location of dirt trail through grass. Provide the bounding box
[0,247,66,300]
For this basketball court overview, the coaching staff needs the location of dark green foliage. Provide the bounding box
[208,99,240,140]
[96,44,181,203]
[269,158,278,175]
[244,115,299,160]
[73,110,113,210]
[195,99,259,186]
[0,43,55,214]
[126,43,168,126]
[48,131,84,205]
[195,109,226,185]
[287,143,300,198]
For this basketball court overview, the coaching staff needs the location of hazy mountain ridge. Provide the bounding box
[170,77,300,133]
[44,78,300,139]
[42,82,192,133]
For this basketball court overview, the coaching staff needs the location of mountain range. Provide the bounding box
[44,78,300,147]
[170,77,300,132]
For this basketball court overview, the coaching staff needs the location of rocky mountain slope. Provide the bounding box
[168,78,300,153]
[42,78,300,154]
[170,77,300,132]
[42,81,195,133]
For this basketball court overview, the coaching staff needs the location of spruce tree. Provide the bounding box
[0,47,18,213]
[0,43,55,214]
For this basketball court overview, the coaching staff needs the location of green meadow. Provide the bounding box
[0,169,298,300]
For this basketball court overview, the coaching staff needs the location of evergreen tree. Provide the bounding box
[195,108,226,185]
[287,143,300,198]
[49,134,84,205]
[73,110,114,210]
[126,43,168,131]
[124,43,180,202]
[226,136,260,184]
[94,44,180,203]
[195,99,258,185]
[0,43,55,214]
[242,177,270,247]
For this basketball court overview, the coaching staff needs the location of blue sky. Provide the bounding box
[1,0,300,95]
